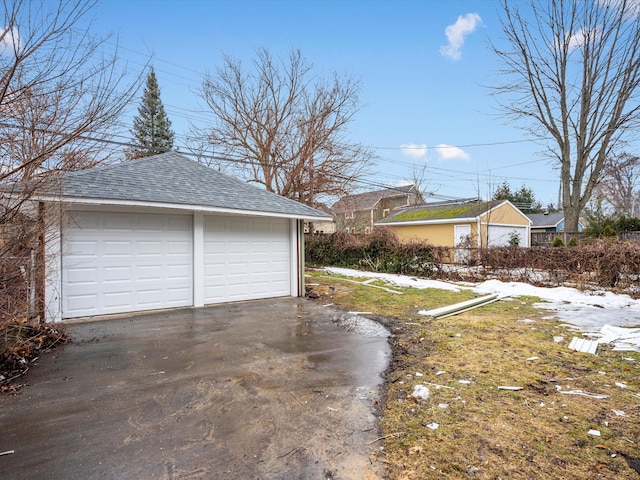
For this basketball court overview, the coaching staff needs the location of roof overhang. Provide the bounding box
[33,195,333,222]
[376,216,478,227]
[481,200,532,225]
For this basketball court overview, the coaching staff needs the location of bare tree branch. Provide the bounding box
[596,151,640,216]
[492,0,640,230]
[0,0,144,324]
[194,47,373,207]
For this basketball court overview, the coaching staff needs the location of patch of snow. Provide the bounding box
[323,267,640,333]
[325,267,463,292]
[332,314,389,338]
[474,279,640,331]
[411,384,430,400]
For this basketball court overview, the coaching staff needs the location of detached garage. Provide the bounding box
[38,152,330,321]
[375,198,531,250]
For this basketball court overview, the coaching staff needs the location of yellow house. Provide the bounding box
[375,199,531,248]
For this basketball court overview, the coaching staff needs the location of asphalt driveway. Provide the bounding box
[0,298,390,480]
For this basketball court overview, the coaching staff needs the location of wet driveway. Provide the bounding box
[0,298,390,480]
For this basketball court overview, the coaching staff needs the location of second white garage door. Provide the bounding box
[204,215,291,304]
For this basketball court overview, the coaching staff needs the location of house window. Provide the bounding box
[365,227,371,234]
[345,212,354,219]
[383,208,390,218]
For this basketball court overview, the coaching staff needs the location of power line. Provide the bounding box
[373,139,535,150]
[0,121,435,197]
[107,40,542,157]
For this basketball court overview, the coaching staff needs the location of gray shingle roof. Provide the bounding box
[527,212,564,228]
[331,184,415,213]
[42,152,330,220]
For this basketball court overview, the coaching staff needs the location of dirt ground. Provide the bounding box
[0,298,390,480]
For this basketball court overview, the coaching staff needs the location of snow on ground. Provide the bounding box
[475,280,640,331]
[323,267,640,333]
[324,267,463,292]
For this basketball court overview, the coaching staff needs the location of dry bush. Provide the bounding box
[477,239,640,291]
[306,228,445,277]
[307,232,640,294]
[0,209,68,391]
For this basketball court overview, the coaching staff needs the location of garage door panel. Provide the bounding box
[167,286,191,302]
[168,216,191,231]
[103,266,131,282]
[66,294,98,312]
[103,290,134,308]
[63,211,193,318]
[137,289,163,306]
[138,241,162,255]
[104,214,134,230]
[204,215,291,304]
[251,262,269,274]
[168,240,191,255]
[104,241,133,256]
[138,215,164,230]
[66,240,98,256]
[229,220,249,233]
[168,266,191,282]
[137,265,162,280]
[66,266,98,284]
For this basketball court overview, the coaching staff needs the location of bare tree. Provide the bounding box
[492,0,640,231]
[0,0,141,185]
[597,152,640,216]
[195,48,373,207]
[0,0,142,323]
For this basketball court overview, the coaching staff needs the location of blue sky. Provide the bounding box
[94,0,561,205]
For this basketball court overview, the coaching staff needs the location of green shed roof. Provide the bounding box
[377,200,497,224]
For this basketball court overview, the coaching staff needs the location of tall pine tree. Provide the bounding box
[126,67,175,159]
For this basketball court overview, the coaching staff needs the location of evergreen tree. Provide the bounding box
[492,181,544,213]
[126,67,174,159]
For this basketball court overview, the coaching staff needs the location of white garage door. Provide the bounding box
[62,211,193,318]
[204,215,291,304]
[487,225,529,247]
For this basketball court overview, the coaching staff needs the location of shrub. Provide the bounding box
[306,231,640,293]
[602,224,617,237]
[305,228,441,277]
[551,237,565,247]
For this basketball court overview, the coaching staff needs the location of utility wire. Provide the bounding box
[0,121,435,197]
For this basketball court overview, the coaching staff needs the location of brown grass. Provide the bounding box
[306,270,640,480]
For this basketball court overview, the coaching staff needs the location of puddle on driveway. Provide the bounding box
[332,313,390,338]
[0,298,390,480]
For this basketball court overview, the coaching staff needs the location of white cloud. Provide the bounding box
[598,0,640,17]
[391,180,415,187]
[566,28,600,51]
[435,144,469,161]
[400,143,428,160]
[440,13,482,62]
[0,27,20,56]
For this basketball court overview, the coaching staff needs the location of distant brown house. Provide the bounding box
[331,185,419,234]
[307,204,336,234]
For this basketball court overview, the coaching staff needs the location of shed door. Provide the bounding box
[487,225,529,247]
[62,211,193,318]
[204,215,291,304]
[454,224,472,263]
